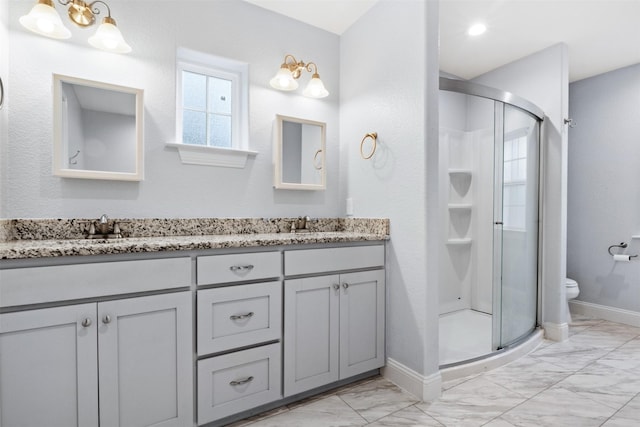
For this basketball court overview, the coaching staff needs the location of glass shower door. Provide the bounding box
[493,104,540,348]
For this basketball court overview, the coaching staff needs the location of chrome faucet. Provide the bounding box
[86,214,124,239]
[291,216,311,233]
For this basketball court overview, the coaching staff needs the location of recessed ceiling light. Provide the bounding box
[468,23,487,36]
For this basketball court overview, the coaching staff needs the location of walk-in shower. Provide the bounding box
[439,77,544,367]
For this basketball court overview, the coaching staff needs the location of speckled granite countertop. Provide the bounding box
[0,218,389,260]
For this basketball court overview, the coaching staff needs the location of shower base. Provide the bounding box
[439,309,492,365]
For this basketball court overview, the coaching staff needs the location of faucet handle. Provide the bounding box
[99,214,109,223]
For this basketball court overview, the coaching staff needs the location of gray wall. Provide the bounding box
[568,64,640,312]
[0,0,7,212]
[4,0,340,219]
[340,0,441,395]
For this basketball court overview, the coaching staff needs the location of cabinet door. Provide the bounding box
[0,304,98,427]
[339,270,385,378]
[283,275,339,397]
[97,292,193,427]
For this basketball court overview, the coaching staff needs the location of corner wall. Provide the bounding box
[340,0,441,399]
[3,0,341,219]
[567,64,640,318]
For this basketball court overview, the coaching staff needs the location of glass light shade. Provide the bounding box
[88,17,132,54]
[269,66,298,91]
[19,0,71,40]
[303,75,329,98]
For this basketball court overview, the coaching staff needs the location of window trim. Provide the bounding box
[169,48,254,168]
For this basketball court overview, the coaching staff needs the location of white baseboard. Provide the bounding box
[543,321,569,341]
[382,358,442,402]
[570,300,640,327]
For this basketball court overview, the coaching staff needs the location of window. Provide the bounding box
[171,48,254,168]
[179,66,235,148]
[503,134,527,230]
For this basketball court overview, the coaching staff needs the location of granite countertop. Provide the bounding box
[0,218,390,260]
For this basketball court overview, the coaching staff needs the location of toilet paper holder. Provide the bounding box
[608,242,638,258]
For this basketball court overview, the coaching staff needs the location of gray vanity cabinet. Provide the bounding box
[283,246,385,397]
[0,258,193,427]
[0,303,99,427]
[0,291,193,427]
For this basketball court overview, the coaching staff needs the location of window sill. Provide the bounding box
[166,143,257,168]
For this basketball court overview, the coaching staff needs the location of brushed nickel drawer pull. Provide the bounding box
[229,265,255,272]
[229,376,254,386]
[230,312,254,321]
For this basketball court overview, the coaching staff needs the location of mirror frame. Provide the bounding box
[274,114,326,191]
[52,74,144,181]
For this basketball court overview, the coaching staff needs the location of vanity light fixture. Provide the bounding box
[269,54,329,99]
[20,0,131,53]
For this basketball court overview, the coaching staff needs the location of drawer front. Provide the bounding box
[197,281,282,355]
[197,343,282,424]
[0,257,191,308]
[284,245,384,276]
[197,252,281,285]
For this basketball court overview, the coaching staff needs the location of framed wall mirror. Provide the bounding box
[53,74,144,181]
[274,114,326,190]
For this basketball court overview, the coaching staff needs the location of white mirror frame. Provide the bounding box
[274,114,326,191]
[53,74,144,181]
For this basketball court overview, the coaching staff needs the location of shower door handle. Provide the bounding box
[494,221,503,225]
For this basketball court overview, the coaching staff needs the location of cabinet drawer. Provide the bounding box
[197,343,281,424]
[284,245,384,276]
[197,252,281,285]
[0,257,191,308]
[197,281,282,355]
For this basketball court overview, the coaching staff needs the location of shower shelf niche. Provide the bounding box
[448,204,472,211]
[448,169,472,176]
[446,238,472,246]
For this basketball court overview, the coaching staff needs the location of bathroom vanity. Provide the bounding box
[0,217,388,427]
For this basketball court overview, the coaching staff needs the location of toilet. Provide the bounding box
[566,278,580,323]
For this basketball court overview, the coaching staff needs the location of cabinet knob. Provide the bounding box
[333,284,340,290]
[102,314,112,324]
[343,283,349,289]
[81,318,92,328]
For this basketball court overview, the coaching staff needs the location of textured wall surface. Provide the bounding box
[4,0,340,219]
[568,64,640,312]
[340,0,440,380]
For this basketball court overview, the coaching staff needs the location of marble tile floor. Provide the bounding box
[229,316,640,426]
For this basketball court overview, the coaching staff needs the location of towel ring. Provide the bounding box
[313,149,323,170]
[0,76,4,110]
[360,132,378,160]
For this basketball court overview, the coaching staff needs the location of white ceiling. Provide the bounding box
[245,0,640,83]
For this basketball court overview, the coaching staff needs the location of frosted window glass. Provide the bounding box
[504,162,512,182]
[518,159,527,180]
[182,110,206,145]
[504,140,512,161]
[208,77,232,115]
[519,138,527,157]
[208,114,232,147]
[513,185,525,205]
[182,71,206,110]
